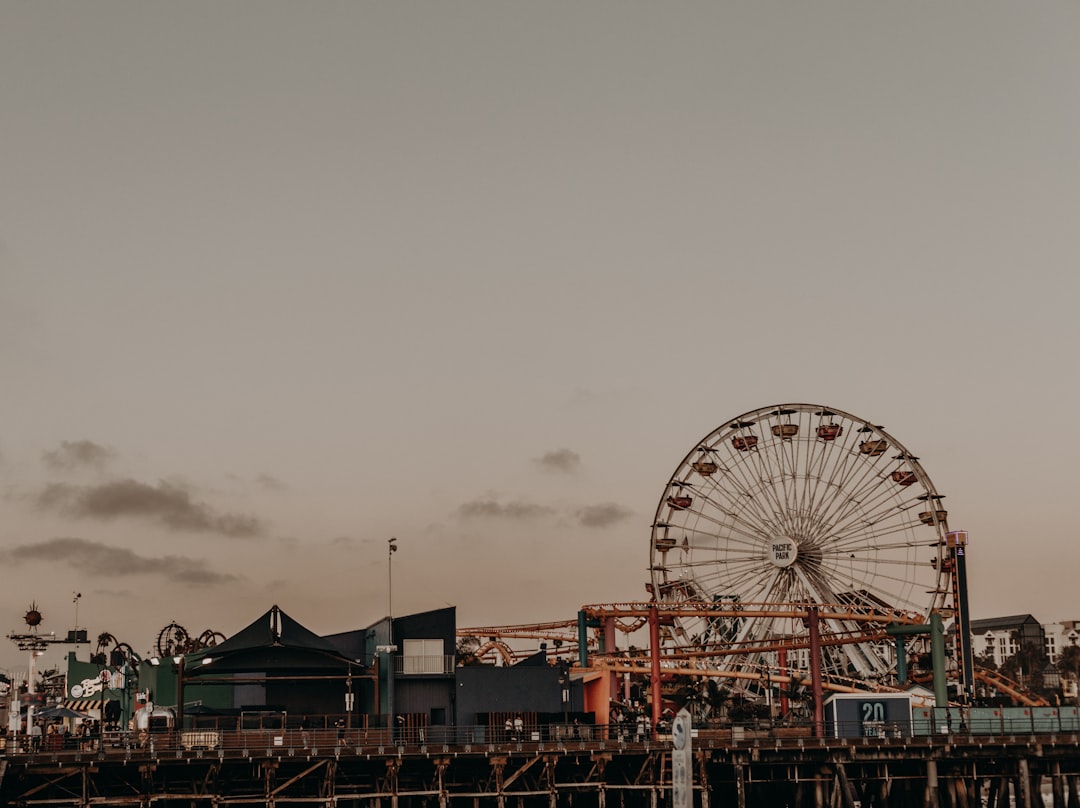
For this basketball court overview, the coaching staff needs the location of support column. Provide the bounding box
[805,607,824,737]
[492,757,506,808]
[649,604,662,733]
[698,752,710,808]
[778,648,789,718]
[734,762,746,808]
[835,764,857,808]
[1017,759,1032,808]
[925,759,939,808]
[1053,762,1066,808]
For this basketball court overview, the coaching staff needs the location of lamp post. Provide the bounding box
[388,538,397,647]
[387,537,398,735]
[172,655,185,731]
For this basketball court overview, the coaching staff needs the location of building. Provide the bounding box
[139,605,370,727]
[969,615,1044,669]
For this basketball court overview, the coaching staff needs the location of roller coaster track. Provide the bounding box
[460,605,1047,707]
[459,602,928,667]
[973,667,1049,707]
[590,657,922,701]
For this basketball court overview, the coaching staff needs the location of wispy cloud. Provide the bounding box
[255,474,287,492]
[0,537,238,585]
[534,448,581,473]
[35,479,262,537]
[42,440,115,472]
[458,499,556,520]
[575,502,634,528]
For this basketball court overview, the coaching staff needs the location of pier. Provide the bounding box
[4,726,1080,807]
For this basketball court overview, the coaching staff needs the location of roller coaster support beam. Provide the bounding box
[886,612,947,706]
[649,604,662,733]
[778,647,789,717]
[805,606,825,737]
[577,611,599,668]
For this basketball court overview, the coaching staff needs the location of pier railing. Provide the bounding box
[5,714,1080,762]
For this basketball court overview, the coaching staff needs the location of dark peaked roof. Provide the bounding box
[199,604,344,657]
[970,614,1041,632]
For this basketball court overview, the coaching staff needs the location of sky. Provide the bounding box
[2,2,1079,676]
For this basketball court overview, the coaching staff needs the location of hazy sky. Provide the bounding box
[3,2,1078,674]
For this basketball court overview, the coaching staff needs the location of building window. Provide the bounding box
[402,639,447,674]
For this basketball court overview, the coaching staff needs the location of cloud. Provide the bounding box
[0,537,238,585]
[458,499,556,520]
[35,479,262,537]
[255,474,287,492]
[534,448,581,473]
[575,503,634,528]
[42,440,115,472]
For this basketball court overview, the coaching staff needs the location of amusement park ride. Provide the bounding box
[459,403,1044,728]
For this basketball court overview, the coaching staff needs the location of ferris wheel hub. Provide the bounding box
[768,538,798,568]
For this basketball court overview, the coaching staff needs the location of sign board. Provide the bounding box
[671,708,693,808]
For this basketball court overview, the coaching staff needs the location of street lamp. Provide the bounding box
[388,538,397,647]
[173,655,184,731]
[387,537,398,734]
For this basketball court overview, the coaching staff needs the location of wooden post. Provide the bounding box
[1053,761,1066,808]
[925,758,939,808]
[734,762,746,808]
[1017,759,1033,808]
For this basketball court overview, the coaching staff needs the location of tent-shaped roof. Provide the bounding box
[186,605,358,675]
[202,604,341,656]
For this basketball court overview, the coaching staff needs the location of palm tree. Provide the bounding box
[455,636,482,666]
[1000,633,1048,691]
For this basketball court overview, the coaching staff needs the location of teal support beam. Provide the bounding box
[929,612,947,706]
[886,612,948,706]
[894,637,908,685]
[578,611,589,668]
[577,610,603,668]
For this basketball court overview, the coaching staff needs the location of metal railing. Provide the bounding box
[6,715,1080,762]
[395,654,455,675]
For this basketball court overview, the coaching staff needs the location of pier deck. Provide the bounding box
[3,729,1080,807]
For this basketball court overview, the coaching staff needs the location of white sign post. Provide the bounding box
[671,708,693,808]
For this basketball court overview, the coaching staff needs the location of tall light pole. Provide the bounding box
[173,655,185,731]
[388,538,398,647]
[387,537,398,736]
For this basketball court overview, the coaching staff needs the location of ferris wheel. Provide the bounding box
[649,404,951,688]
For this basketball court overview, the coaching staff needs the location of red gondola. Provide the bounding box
[860,439,888,456]
[891,470,917,486]
[692,460,718,476]
[919,509,948,525]
[817,424,843,441]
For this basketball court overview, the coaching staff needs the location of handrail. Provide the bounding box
[5,710,1080,762]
